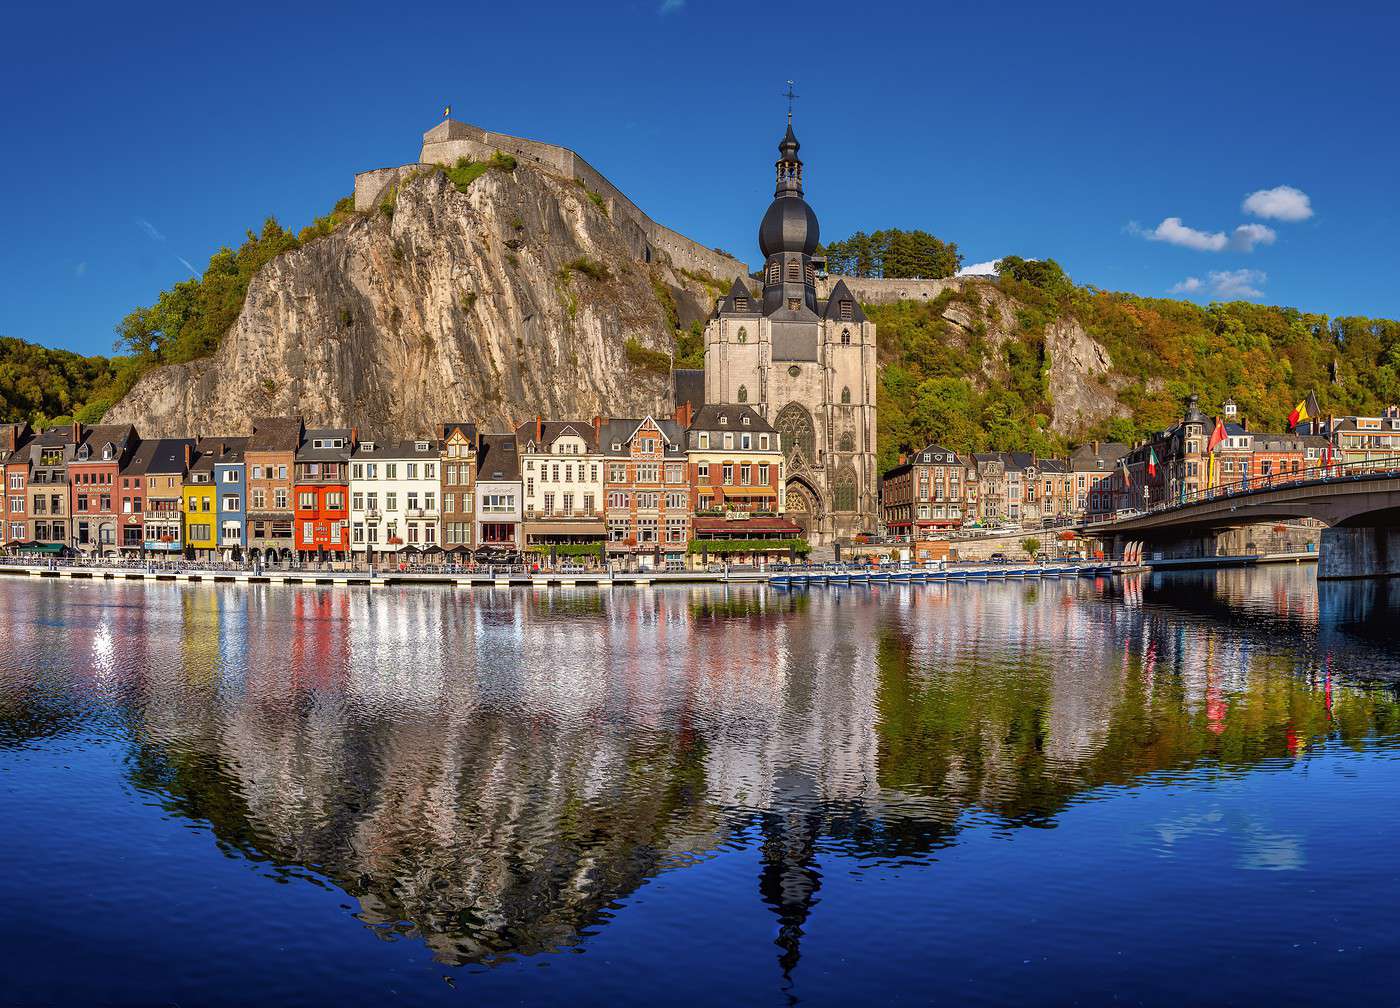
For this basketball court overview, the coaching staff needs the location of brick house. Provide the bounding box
[685,405,785,516]
[600,415,691,567]
[881,444,966,538]
[440,422,477,556]
[0,423,33,548]
[70,423,139,555]
[246,417,302,563]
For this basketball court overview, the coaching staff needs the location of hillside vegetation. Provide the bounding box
[872,256,1400,472]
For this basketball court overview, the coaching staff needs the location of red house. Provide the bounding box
[294,427,353,560]
[69,423,139,555]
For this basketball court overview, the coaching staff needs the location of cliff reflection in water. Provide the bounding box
[2,569,1399,968]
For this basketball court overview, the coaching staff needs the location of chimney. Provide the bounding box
[183,443,192,469]
[1092,440,1100,454]
[536,415,543,443]
[350,427,358,448]
[71,420,82,445]
[673,401,693,429]
[593,415,604,439]
[898,453,907,465]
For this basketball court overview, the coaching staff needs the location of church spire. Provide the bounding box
[775,124,803,197]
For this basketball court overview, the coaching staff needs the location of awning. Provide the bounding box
[524,519,606,536]
[715,487,776,497]
[13,542,63,554]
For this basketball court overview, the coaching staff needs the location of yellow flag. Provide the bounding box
[443,105,451,118]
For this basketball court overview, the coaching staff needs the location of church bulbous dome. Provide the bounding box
[758,196,820,258]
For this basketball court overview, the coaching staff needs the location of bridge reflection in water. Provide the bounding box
[2,572,1399,1000]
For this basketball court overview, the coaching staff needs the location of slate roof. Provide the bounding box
[352,436,442,460]
[821,278,867,323]
[476,433,521,482]
[248,417,303,453]
[689,404,775,434]
[296,428,353,462]
[513,419,599,453]
[127,438,194,477]
[1068,442,1130,471]
[597,417,686,457]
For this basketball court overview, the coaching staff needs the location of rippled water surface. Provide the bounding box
[4,569,1400,1005]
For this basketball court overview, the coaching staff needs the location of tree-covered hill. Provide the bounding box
[872,256,1400,472]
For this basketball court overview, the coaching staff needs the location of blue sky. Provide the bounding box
[3,0,1397,356]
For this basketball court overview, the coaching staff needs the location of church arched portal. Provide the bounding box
[785,477,824,540]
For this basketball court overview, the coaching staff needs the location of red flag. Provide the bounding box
[1207,417,1226,453]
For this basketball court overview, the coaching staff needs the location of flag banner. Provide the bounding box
[1207,417,1227,453]
[1147,447,1159,481]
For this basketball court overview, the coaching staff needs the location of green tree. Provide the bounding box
[1021,537,1041,560]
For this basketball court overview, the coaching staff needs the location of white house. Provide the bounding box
[349,436,442,559]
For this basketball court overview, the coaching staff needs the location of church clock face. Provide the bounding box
[788,365,800,377]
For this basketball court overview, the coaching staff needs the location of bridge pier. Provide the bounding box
[1318,526,1400,580]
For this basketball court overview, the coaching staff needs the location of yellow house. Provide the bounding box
[182,443,219,557]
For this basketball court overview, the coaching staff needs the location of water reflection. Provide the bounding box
[2,570,1399,972]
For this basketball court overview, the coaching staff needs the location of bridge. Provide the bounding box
[1083,456,1400,579]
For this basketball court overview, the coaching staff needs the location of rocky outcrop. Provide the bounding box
[105,163,707,437]
[1044,316,1121,436]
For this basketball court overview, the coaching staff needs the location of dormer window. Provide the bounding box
[719,415,728,426]
[741,415,750,426]
[362,441,376,452]
[102,443,114,460]
[612,441,621,451]
[415,440,429,452]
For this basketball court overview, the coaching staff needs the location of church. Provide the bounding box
[690,120,878,545]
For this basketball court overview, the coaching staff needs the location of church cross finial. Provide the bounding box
[783,81,798,123]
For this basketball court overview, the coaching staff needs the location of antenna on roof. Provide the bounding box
[783,81,798,124]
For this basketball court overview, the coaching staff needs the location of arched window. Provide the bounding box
[787,259,800,282]
[774,402,816,464]
[841,386,851,405]
[737,327,747,344]
[833,465,858,512]
[737,385,748,403]
[841,328,851,345]
[838,430,855,452]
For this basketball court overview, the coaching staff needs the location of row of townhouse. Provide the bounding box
[0,405,795,564]
[880,441,1130,538]
[879,394,1400,537]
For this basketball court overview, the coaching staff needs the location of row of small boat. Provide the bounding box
[769,563,1118,587]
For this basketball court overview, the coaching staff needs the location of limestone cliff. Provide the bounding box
[104,163,709,437]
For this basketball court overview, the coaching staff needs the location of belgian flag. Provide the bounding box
[1288,392,1320,431]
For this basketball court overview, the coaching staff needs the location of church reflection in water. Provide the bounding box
[3,569,1399,969]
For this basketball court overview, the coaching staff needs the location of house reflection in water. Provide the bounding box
[2,570,1399,970]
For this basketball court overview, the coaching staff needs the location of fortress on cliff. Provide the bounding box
[354,118,962,306]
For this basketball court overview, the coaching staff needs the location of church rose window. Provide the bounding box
[775,403,816,464]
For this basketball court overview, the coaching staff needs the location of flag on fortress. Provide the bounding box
[1288,392,1320,431]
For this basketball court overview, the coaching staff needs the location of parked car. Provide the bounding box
[988,552,1009,563]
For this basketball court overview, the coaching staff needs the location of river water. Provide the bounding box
[3,568,1400,1005]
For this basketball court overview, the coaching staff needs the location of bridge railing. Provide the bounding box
[1091,454,1400,524]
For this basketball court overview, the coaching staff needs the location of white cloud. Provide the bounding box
[1168,270,1267,300]
[1242,185,1313,222]
[658,0,684,12]
[1229,222,1276,251]
[1208,268,1267,299]
[1132,216,1275,253]
[1136,217,1228,252]
[956,259,1001,277]
[136,217,165,242]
